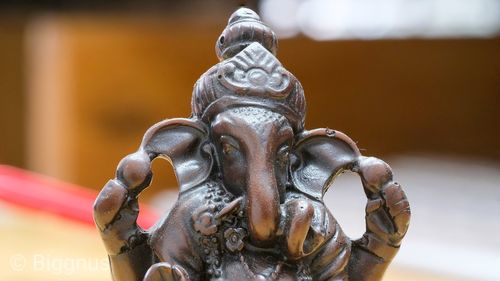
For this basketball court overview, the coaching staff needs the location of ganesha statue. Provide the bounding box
[94,7,410,281]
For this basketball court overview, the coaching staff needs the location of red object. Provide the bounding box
[0,165,159,229]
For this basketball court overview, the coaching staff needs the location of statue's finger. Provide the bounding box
[381,183,406,206]
[366,209,392,237]
[117,151,152,193]
[358,157,393,192]
[388,199,410,218]
[393,209,411,236]
[93,179,128,231]
[366,198,383,213]
[100,204,142,255]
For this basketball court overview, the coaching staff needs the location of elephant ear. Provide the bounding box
[140,118,213,193]
[291,129,361,200]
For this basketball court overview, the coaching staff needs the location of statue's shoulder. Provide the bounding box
[147,181,216,254]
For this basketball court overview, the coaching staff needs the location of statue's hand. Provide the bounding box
[143,263,189,281]
[93,151,152,255]
[365,183,410,247]
[358,157,410,248]
[94,179,148,255]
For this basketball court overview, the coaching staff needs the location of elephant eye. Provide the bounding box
[277,145,290,164]
[220,135,240,155]
[222,143,237,155]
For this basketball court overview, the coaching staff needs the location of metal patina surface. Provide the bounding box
[93,7,411,281]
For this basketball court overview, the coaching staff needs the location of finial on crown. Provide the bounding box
[216,7,278,61]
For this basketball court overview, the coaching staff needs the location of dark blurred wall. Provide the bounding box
[0,16,25,167]
[279,38,500,159]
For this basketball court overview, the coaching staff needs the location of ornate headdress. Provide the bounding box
[191,8,306,132]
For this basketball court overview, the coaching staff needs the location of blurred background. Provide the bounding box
[0,0,499,280]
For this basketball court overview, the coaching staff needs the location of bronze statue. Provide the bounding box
[94,7,410,281]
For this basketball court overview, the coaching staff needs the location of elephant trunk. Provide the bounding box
[246,157,280,247]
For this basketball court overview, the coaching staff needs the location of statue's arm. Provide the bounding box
[307,210,352,281]
[348,156,411,280]
[93,117,212,281]
[93,151,154,281]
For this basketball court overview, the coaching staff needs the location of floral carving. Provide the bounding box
[224,227,246,252]
[192,204,218,236]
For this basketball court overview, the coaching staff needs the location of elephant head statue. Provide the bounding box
[94,7,410,281]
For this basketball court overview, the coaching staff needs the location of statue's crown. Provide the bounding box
[192,7,306,132]
[215,7,277,61]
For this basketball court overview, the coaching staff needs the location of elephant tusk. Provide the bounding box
[215,197,243,221]
[286,199,314,260]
